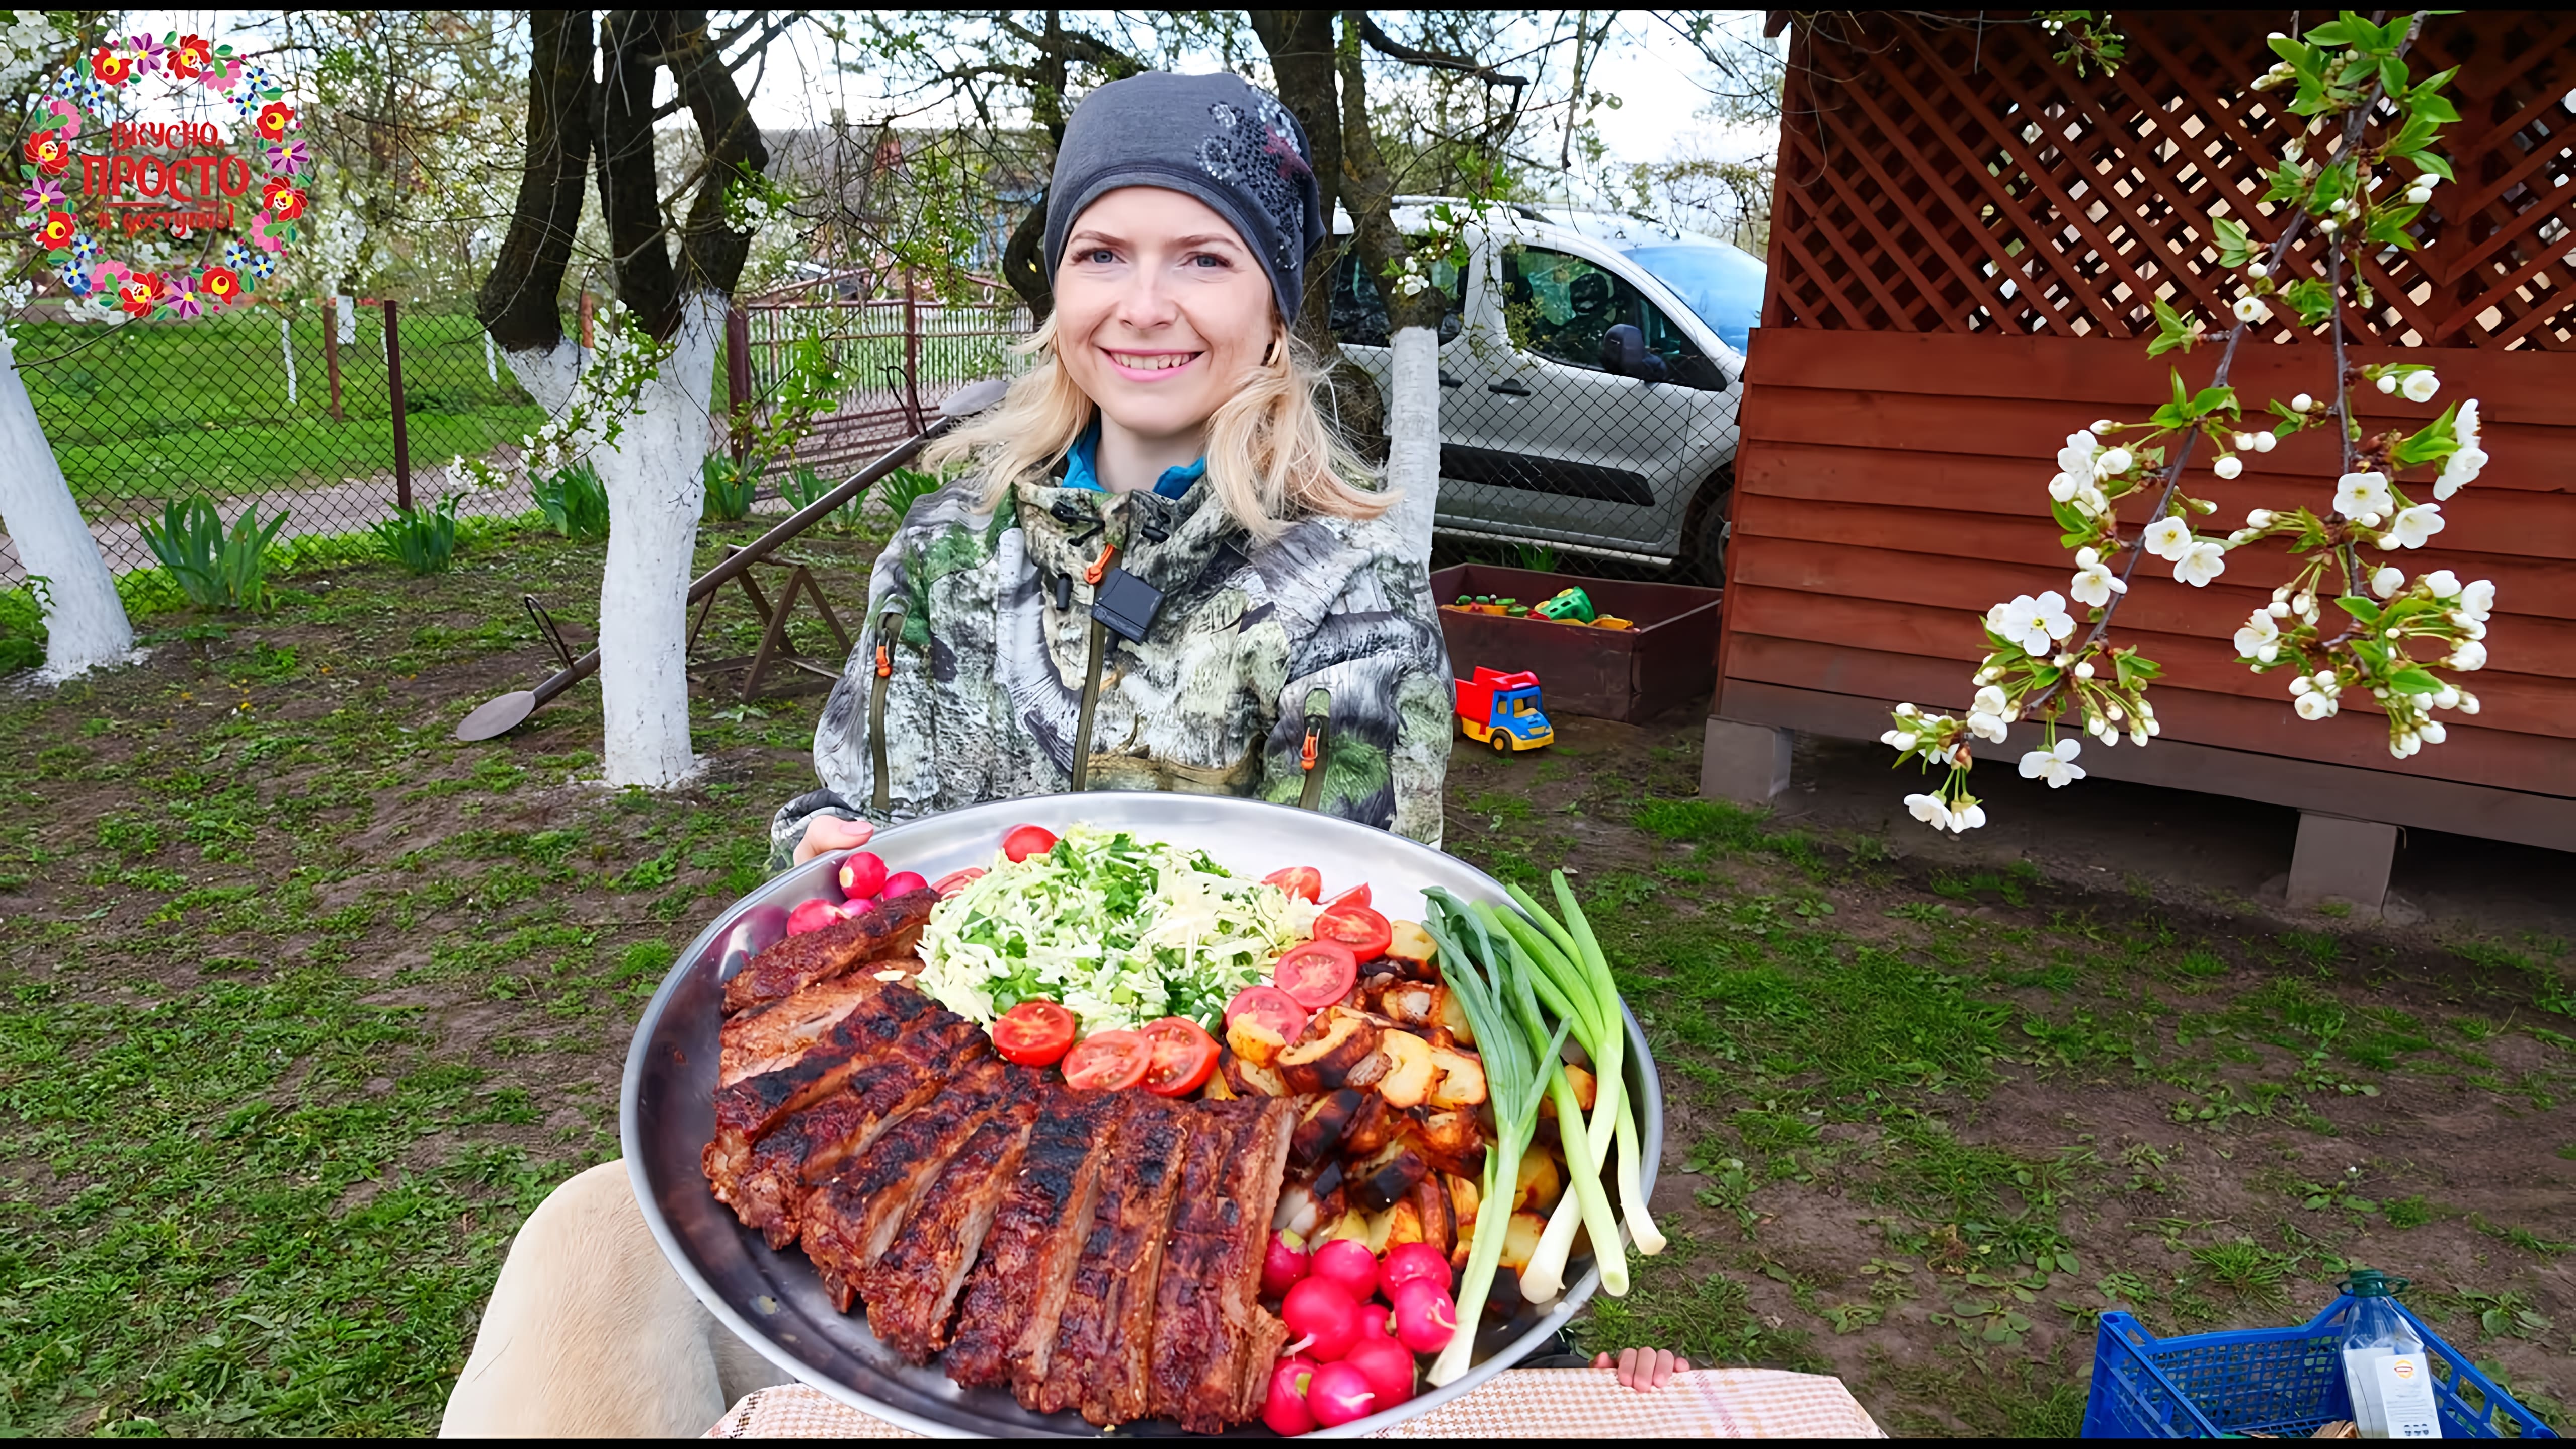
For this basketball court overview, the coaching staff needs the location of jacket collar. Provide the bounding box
[1011,464,1244,601]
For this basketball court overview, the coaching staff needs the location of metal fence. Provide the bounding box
[729,288,1035,477]
[3,296,545,580]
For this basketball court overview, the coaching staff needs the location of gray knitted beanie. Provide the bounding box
[1044,71,1328,326]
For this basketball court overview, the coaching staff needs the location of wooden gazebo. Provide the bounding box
[1705,11,2576,905]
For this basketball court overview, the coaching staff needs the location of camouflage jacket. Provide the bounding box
[767,473,1452,867]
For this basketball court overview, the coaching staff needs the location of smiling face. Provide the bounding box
[1051,186,1277,453]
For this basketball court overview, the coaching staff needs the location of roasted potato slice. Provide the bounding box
[1376,1029,1437,1108]
[1385,919,1438,974]
[1221,1050,1289,1099]
[1290,1087,1366,1169]
[1426,1045,1488,1109]
[1349,1139,1433,1214]
[1277,1010,1381,1093]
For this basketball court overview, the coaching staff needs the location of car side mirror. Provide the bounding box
[1599,323,1668,382]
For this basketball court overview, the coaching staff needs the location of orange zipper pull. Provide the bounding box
[1084,541,1118,586]
[874,642,891,678]
[1300,724,1320,771]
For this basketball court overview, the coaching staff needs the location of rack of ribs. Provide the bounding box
[718,973,891,1088]
[1024,1094,1195,1422]
[798,1057,1031,1308]
[858,1109,1035,1357]
[941,1090,1125,1389]
[720,886,936,1015]
[723,1009,989,1247]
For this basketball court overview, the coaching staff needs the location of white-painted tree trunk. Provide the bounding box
[497,295,722,789]
[0,341,133,678]
[1380,325,1441,568]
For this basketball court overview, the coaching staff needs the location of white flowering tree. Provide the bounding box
[0,11,135,678]
[1884,12,2494,833]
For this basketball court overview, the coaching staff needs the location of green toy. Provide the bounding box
[1534,586,1596,623]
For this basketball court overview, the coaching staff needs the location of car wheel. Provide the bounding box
[1684,470,1735,587]
[1491,732,1511,755]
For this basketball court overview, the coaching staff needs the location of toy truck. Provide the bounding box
[1455,667,1554,753]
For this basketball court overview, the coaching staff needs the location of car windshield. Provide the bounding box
[1621,243,1765,352]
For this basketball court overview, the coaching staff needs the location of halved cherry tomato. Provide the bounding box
[1263,865,1324,903]
[1224,984,1310,1042]
[1060,1028,1152,1091]
[1314,903,1393,964]
[1141,1016,1220,1096]
[991,999,1077,1066]
[1274,938,1359,1009]
[1002,824,1059,863]
[1320,882,1373,912]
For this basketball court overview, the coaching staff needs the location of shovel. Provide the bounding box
[454,376,1009,742]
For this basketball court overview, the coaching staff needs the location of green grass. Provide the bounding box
[15,306,546,503]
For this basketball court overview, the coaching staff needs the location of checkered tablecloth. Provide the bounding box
[704,1369,1885,1438]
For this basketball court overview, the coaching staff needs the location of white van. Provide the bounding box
[1330,200,1762,580]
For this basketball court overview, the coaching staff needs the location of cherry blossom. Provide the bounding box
[2434,399,2483,499]
[2055,430,2100,477]
[2141,516,2194,560]
[2422,569,2460,598]
[2069,547,2126,607]
[1945,800,1987,833]
[2174,540,2227,587]
[1986,592,2075,655]
[2400,369,2440,403]
[2448,640,2487,672]
[1904,793,1951,830]
[2376,502,2444,549]
[2371,566,2403,598]
[2018,738,2085,788]
[2233,609,2281,662]
[2095,447,2134,477]
[2232,295,2272,324]
[2333,471,2393,519]
[2293,689,2337,720]
[2213,455,2243,480]
[1881,728,1919,751]
[1965,685,2013,743]
[2455,578,2495,622]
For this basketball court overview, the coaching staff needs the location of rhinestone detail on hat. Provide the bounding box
[1196,98,1309,267]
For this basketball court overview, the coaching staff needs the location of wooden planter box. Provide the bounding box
[1429,564,1723,725]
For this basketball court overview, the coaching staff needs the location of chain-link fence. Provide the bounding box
[3,295,544,581]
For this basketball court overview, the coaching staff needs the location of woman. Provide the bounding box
[774,68,1452,872]
[441,74,1678,1438]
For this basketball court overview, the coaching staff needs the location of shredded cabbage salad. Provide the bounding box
[915,826,1317,1033]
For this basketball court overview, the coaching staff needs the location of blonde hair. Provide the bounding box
[924,314,1391,542]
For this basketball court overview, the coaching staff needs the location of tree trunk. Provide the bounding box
[477,8,593,351]
[1249,10,1344,353]
[594,293,723,787]
[0,351,132,678]
[1336,11,1444,566]
[1002,190,1052,321]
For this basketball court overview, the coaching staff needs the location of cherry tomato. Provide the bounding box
[1224,984,1310,1043]
[1314,903,1394,964]
[1060,1028,1152,1091]
[991,1000,1077,1067]
[1321,882,1373,912]
[1263,865,1324,903]
[1273,938,1359,1010]
[1141,1016,1220,1096]
[1002,824,1058,863]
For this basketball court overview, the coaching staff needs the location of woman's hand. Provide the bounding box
[792,815,875,866]
[1593,1348,1691,1391]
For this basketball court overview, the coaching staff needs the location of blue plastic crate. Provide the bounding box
[2082,1294,2559,1439]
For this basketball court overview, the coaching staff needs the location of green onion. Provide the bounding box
[1477,901,1627,1300]
[1418,891,1567,1389]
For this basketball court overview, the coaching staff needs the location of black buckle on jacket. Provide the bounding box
[1091,567,1163,644]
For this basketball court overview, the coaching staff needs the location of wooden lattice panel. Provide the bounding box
[1769,10,2576,348]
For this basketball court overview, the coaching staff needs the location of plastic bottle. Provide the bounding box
[2339,1269,2441,1439]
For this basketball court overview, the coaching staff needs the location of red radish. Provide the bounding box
[1311,1238,1379,1301]
[1262,1359,1317,1436]
[1306,1361,1378,1428]
[1261,1231,1312,1299]
[1380,1241,1449,1298]
[1349,1300,1392,1340]
[836,851,888,899]
[1389,1279,1459,1354]
[1340,1335,1416,1408]
[880,870,930,899]
[1280,1278,1362,1362]
[784,898,849,936]
[1001,824,1058,863]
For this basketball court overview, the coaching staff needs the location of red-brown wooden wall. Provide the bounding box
[1716,12,2576,849]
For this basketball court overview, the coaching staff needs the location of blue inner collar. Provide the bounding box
[1063,418,1206,499]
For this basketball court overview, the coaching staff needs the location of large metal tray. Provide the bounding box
[621,793,1661,1437]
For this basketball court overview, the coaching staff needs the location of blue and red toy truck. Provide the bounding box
[1455,667,1554,753]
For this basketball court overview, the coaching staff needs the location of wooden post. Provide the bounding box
[384,298,412,512]
[726,303,754,464]
[902,268,922,431]
[319,291,344,422]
